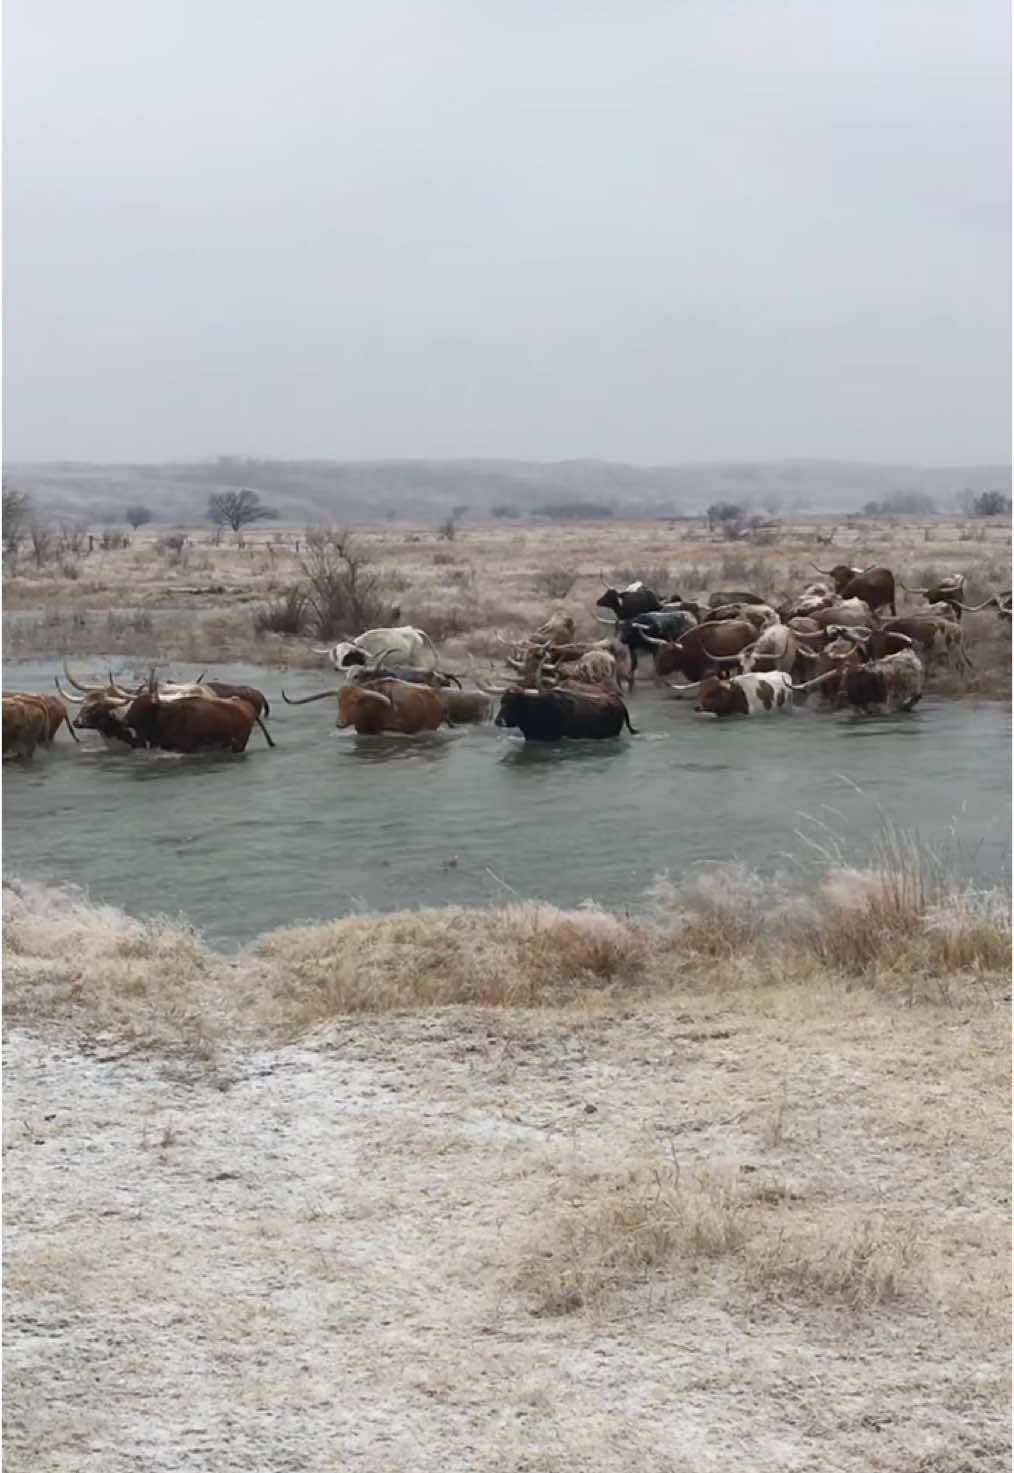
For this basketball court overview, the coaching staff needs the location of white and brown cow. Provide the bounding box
[681,671,795,717]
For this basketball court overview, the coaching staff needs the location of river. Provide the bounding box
[3,656,1009,947]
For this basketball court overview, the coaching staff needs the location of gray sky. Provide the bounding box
[4,0,1010,464]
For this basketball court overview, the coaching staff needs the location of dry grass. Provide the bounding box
[4,865,1009,1472]
[4,514,1009,696]
[516,1161,931,1317]
[5,826,1008,1050]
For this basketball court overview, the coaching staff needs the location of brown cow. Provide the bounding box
[812,562,896,615]
[2,696,48,761]
[283,678,445,734]
[124,691,274,753]
[437,688,494,725]
[881,615,971,670]
[6,692,78,744]
[543,647,621,693]
[645,619,759,681]
[840,649,925,713]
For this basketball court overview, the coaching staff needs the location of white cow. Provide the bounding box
[314,626,440,674]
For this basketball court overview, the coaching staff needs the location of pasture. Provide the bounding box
[3,513,1011,697]
[3,512,1011,1473]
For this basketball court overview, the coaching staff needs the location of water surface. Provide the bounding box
[4,656,1009,947]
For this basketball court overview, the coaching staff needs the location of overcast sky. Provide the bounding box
[4,0,1010,464]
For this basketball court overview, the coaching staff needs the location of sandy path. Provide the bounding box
[4,998,1010,1472]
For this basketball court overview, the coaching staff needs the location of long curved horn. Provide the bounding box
[437,670,463,689]
[705,649,752,664]
[957,598,995,612]
[373,647,399,668]
[794,645,821,661]
[54,676,84,704]
[281,688,340,705]
[638,633,666,646]
[667,679,701,693]
[898,580,929,594]
[474,678,509,694]
[810,561,833,576]
[593,611,618,625]
[62,661,93,692]
[311,645,334,655]
[791,669,843,691]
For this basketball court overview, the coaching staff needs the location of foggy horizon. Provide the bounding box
[4,1,1010,467]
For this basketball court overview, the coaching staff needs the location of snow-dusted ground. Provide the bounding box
[4,993,1009,1473]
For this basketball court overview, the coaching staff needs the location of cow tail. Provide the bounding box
[622,703,638,735]
[261,695,271,718]
[256,716,276,749]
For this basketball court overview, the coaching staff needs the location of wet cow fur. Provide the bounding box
[694,671,794,716]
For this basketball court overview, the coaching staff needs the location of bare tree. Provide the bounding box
[125,503,153,529]
[2,484,31,560]
[298,527,394,639]
[29,521,55,568]
[207,489,278,535]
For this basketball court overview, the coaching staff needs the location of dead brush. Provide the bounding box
[2,879,221,1056]
[246,902,653,1033]
[748,1212,927,1308]
[515,1161,748,1316]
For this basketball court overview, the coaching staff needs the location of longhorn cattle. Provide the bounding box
[493,685,637,741]
[812,562,896,614]
[60,680,137,746]
[532,610,577,646]
[810,598,875,630]
[436,689,494,725]
[543,647,621,693]
[647,619,759,681]
[2,696,48,761]
[707,590,768,608]
[704,602,779,631]
[739,624,798,673]
[349,664,461,689]
[6,692,78,744]
[283,678,445,734]
[595,582,663,623]
[616,608,698,678]
[690,671,795,717]
[840,649,925,714]
[881,615,970,669]
[313,626,439,672]
[124,690,275,753]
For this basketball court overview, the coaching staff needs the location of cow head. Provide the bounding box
[313,641,368,671]
[694,676,738,716]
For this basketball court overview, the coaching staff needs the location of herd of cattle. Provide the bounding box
[3,562,1009,758]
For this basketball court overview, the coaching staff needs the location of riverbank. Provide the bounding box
[4,867,1010,1472]
[3,514,1011,697]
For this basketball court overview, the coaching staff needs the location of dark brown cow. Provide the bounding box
[283,678,445,734]
[644,619,758,681]
[812,562,896,615]
[201,681,271,717]
[437,689,494,725]
[124,692,274,753]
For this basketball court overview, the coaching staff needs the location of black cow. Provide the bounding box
[494,687,637,741]
[618,608,699,675]
[595,585,664,623]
